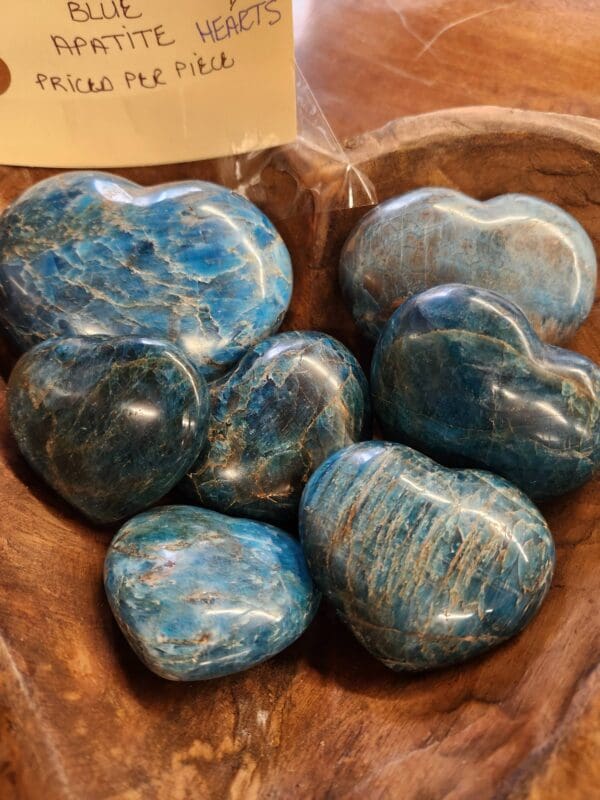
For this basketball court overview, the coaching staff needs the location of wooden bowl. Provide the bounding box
[1,107,599,800]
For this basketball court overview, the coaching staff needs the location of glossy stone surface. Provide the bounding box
[104,505,320,681]
[0,171,293,379]
[8,336,209,524]
[183,331,371,525]
[300,441,555,671]
[340,188,597,343]
[372,284,600,499]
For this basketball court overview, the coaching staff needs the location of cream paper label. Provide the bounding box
[0,0,297,167]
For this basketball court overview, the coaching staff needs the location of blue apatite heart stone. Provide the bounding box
[341,188,596,343]
[0,172,293,379]
[104,505,320,681]
[371,284,600,499]
[183,331,371,525]
[8,336,209,524]
[299,441,555,671]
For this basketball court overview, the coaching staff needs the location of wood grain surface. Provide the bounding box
[0,105,599,799]
[295,0,600,139]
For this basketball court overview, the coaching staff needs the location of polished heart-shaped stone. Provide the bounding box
[183,331,371,525]
[340,188,597,343]
[104,505,320,681]
[372,284,600,499]
[8,337,209,524]
[300,441,555,671]
[0,172,293,379]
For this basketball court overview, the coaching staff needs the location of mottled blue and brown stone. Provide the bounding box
[0,171,293,379]
[104,505,320,681]
[182,331,371,526]
[8,336,209,524]
[341,188,597,343]
[371,284,600,499]
[299,441,555,671]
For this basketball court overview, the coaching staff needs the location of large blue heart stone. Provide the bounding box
[0,172,293,379]
[299,441,555,671]
[183,331,371,525]
[104,505,320,681]
[340,188,597,343]
[371,284,600,499]
[8,336,209,524]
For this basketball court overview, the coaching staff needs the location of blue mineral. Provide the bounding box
[8,336,209,524]
[341,188,596,342]
[371,284,600,498]
[0,172,293,379]
[183,331,371,525]
[105,505,320,680]
[300,441,555,671]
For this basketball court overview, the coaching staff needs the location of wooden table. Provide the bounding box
[1,3,600,798]
[295,0,600,138]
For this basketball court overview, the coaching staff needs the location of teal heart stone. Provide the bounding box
[183,331,371,525]
[104,505,320,681]
[371,284,600,499]
[341,188,596,343]
[8,336,209,524]
[0,172,293,379]
[299,441,555,671]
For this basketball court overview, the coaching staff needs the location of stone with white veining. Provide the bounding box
[340,188,597,342]
[0,171,293,379]
[183,331,371,525]
[299,441,555,671]
[8,336,209,524]
[105,505,320,681]
[371,283,600,499]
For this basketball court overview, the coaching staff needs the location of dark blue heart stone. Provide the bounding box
[371,284,600,499]
[104,505,320,681]
[341,188,596,342]
[0,172,293,379]
[183,331,371,525]
[8,336,209,524]
[299,441,555,671]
